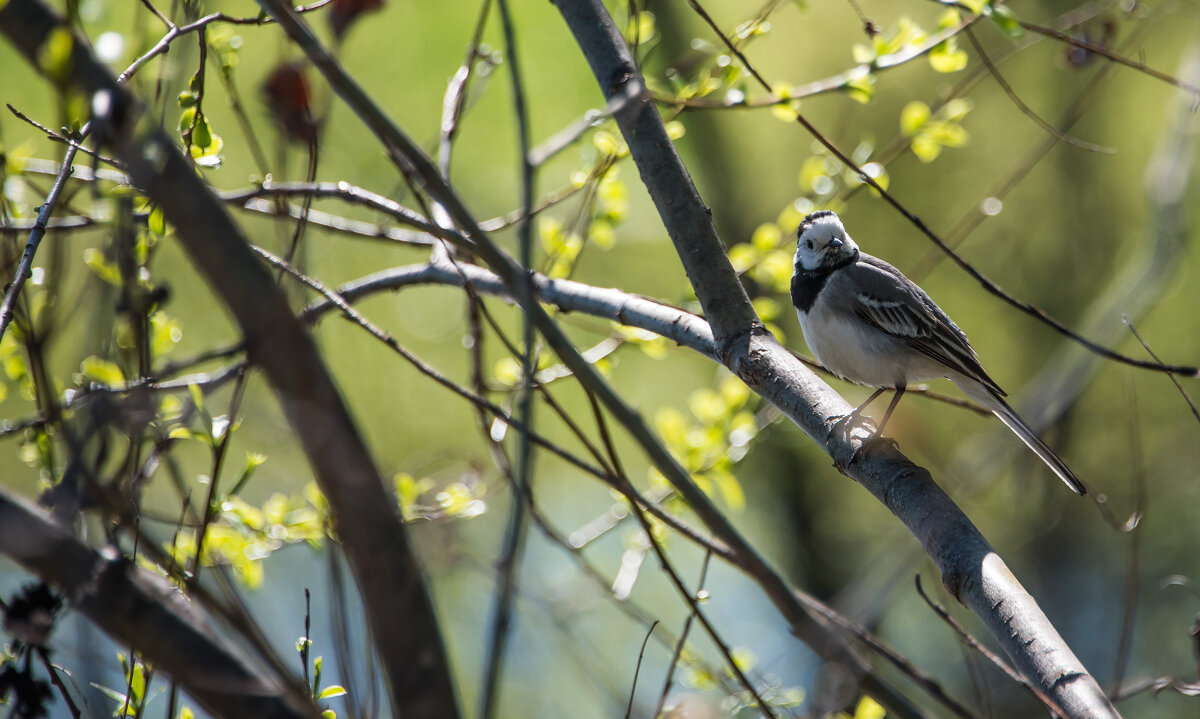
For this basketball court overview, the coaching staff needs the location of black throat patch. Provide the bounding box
[791,252,858,313]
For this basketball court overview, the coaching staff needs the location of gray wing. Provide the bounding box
[842,255,1005,396]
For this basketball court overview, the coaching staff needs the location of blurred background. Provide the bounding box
[1,0,1199,717]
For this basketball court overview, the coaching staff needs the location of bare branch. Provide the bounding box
[0,143,78,344]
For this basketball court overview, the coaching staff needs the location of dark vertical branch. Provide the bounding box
[548,0,761,355]
[478,1,538,715]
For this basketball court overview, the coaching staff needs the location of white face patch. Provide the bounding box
[794,213,859,271]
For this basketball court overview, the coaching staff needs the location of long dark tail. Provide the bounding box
[956,380,1087,495]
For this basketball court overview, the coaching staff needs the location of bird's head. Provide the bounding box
[794,210,859,272]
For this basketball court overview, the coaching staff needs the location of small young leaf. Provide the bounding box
[193,115,213,148]
[148,206,166,235]
[988,4,1024,39]
[900,101,930,136]
[81,356,124,385]
[929,42,968,73]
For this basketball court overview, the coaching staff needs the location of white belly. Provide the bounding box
[797,305,945,388]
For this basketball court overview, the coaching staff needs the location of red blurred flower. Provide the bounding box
[263,62,318,144]
[329,0,385,39]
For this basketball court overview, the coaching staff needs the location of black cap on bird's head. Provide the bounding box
[794,210,858,272]
[797,209,840,239]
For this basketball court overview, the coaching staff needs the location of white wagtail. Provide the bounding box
[791,210,1086,495]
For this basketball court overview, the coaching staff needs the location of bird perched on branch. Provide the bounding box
[790,210,1085,495]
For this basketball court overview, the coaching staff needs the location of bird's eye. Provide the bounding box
[804,240,814,250]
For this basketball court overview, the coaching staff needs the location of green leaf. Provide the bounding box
[190,132,224,167]
[89,682,128,707]
[188,383,205,412]
[727,244,758,273]
[750,223,781,251]
[228,451,268,496]
[193,115,213,148]
[129,661,146,702]
[843,74,875,103]
[708,467,745,511]
[851,43,876,64]
[989,4,1024,39]
[929,43,968,73]
[177,91,197,108]
[927,121,969,147]
[83,248,122,285]
[178,108,196,135]
[852,695,887,719]
[81,356,124,386]
[319,685,347,699]
[37,26,74,84]
[942,98,973,122]
[911,135,942,163]
[148,206,165,235]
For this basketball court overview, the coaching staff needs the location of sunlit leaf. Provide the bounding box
[843,74,874,103]
[900,101,930,135]
[81,356,124,385]
[929,42,968,73]
[853,695,887,719]
[37,26,73,84]
[83,248,122,285]
[911,135,942,163]
[989,4,1024,39]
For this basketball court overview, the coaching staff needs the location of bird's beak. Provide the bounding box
[830,238,843,248]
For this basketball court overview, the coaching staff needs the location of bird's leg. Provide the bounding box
[829,386,887,438]
[850,384,906,463]
[874,385,906,437]
[830,386,906,469]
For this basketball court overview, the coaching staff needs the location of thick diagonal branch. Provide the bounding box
[0,488,317,719]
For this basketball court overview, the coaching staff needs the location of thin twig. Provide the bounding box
[438,0,493,176]
[479,0,540,711]
[963,25,1112,153]
[914,576,1068,719]
[654,550,711,717]
[1110,376,1146,697]
[1124,316,1200,425]
[35,648,81,719]
[624,620,659,719]
[0,143,78,344]
[1016,17,1200,97]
